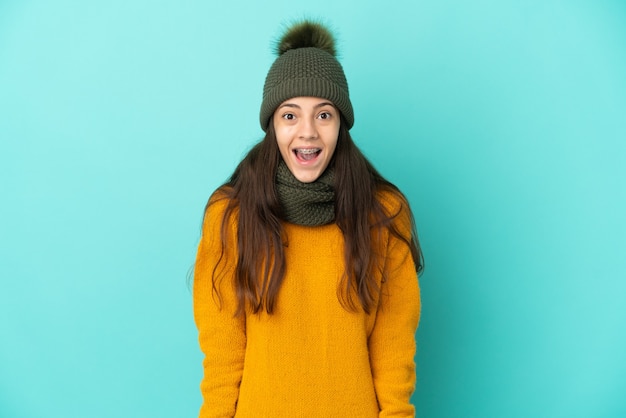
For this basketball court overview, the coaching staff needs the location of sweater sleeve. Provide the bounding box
[368,198,421,418]
[193,197,246,418]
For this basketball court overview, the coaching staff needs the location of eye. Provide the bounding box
[318,111,333,120]
[282,113,296,121]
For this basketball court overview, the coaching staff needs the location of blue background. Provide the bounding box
[1,1,625,417]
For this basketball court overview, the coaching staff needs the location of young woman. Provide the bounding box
[193,20,423,418]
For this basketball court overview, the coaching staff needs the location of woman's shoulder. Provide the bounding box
[208,187,233,207]
[375,186,414,238]
[204,187,238,224]
[375,186,410,218]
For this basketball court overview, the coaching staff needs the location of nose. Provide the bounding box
[298,116,318,140]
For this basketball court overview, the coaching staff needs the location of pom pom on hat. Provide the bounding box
[260,20,354,131]
[275,21,337,57]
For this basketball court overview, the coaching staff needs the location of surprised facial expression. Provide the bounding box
[273,96,340,183]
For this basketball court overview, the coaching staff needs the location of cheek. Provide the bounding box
[327,126,340,156]
[273,118,288,141]
[328,140,338,157]
[325,138,339,160]
[273,123,287,146]
[274,130,292,159]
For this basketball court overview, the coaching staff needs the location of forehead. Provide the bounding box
[278,97,336,108]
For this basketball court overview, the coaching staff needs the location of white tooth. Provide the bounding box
[298,149,319,154]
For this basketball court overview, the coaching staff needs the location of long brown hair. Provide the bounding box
[207,119,423,315]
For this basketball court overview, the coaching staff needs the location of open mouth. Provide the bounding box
[293,148,321,162]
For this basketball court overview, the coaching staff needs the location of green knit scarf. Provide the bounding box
[275,160,335,226]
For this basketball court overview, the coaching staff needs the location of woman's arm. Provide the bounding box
[368,198,421,417]
[193,198,246,418]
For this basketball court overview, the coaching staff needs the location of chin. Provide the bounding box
[293,171,322,183]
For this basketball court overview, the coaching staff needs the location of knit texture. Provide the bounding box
[259,22,354,131]
[193,190,421,418]
[275,159,335,226]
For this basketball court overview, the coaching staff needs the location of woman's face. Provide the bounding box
[273,96,340,183]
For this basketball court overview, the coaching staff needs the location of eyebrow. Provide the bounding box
[278,101,335,110]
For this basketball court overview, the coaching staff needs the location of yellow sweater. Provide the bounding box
[193,191,421,417]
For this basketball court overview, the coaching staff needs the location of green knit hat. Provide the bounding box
[260,21,354,131]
